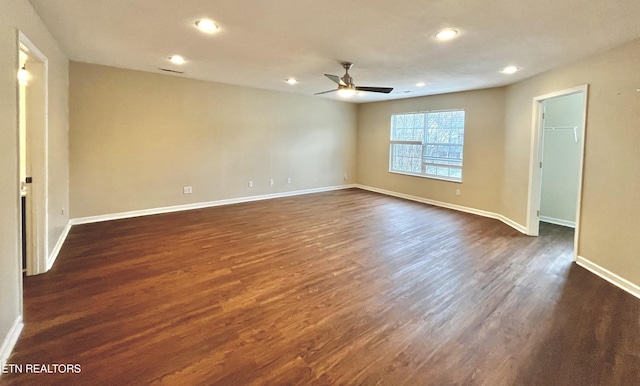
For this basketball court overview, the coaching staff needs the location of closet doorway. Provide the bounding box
[527,85,588,259]
[540,93,585,228]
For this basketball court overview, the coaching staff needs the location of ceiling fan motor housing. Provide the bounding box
[340,75,354,88]
[341,62,354,87]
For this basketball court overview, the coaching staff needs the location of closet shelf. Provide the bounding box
[544,126,578,143]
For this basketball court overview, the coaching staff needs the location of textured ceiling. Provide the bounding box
[29,0,640,103]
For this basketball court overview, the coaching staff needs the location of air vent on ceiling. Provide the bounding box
[159,68,184,74]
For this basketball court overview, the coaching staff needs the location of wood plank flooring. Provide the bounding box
[2,188,640,385]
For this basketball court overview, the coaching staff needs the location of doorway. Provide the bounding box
[18,32,48,276]
[527,85,588,259]
[540,93,585,228]
[19,47,29,274]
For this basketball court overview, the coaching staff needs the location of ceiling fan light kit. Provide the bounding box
[315,62,393,97]
[337,88,356,97]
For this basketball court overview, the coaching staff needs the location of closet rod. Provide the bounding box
[543,126,577,130]
[543,126,578,143]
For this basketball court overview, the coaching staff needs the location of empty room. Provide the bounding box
[2,0,640,384]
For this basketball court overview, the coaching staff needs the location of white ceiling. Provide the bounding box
[29,0,640,103]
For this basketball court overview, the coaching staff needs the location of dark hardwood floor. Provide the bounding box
[2,188,640,385]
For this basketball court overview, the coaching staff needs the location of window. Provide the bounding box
[389,109,465,182]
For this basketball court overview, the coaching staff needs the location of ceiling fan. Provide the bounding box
[315,62,393,97]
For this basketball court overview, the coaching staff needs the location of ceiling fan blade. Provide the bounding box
[325,74,346,86]
[355,86,394,94]
[314,89,338,95]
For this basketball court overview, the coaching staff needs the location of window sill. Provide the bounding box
[389,170,462,183]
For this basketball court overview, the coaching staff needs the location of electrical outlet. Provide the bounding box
[183,186,192,194]
[343,173,348,181]
[270,179,274,187]
[287,177,291,184]
[248,181,253,188]
[61,207,64,215]
[456,189,461,196]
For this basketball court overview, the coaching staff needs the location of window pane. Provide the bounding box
[436,167,450,176]
[390,144,422,173]
[391,113,424,141]
[390,110,465,181]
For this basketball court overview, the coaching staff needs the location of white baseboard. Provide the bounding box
[70,184,356,225]
[497,215,527,234]
[575,256,640,300]
[0,316,23,373]
[540,215,575,228]
[46,221,72,271]
[355,184,527,234]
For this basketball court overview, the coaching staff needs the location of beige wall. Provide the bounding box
[0,0,68,357]
[503,38,640,284]
[0,20,22,359]
[356,88,506,214]
[69,62,357,218]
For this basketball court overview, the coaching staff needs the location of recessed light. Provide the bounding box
[501,66,520,74]
[416,82,426,87]
[195,19,219,33]
[285,78,298,85]
[169,55,185,65]
[435,29,459,40]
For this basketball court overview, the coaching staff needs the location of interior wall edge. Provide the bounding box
[0,315,23,373]
[45,221,72,272]
[576,256,640,300]
[355,184,527,234]
[69,184,356,225]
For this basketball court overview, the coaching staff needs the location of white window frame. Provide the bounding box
[389,109,465,183]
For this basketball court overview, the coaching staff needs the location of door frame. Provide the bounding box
[18,31,49,276]
[526,84,588,259]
